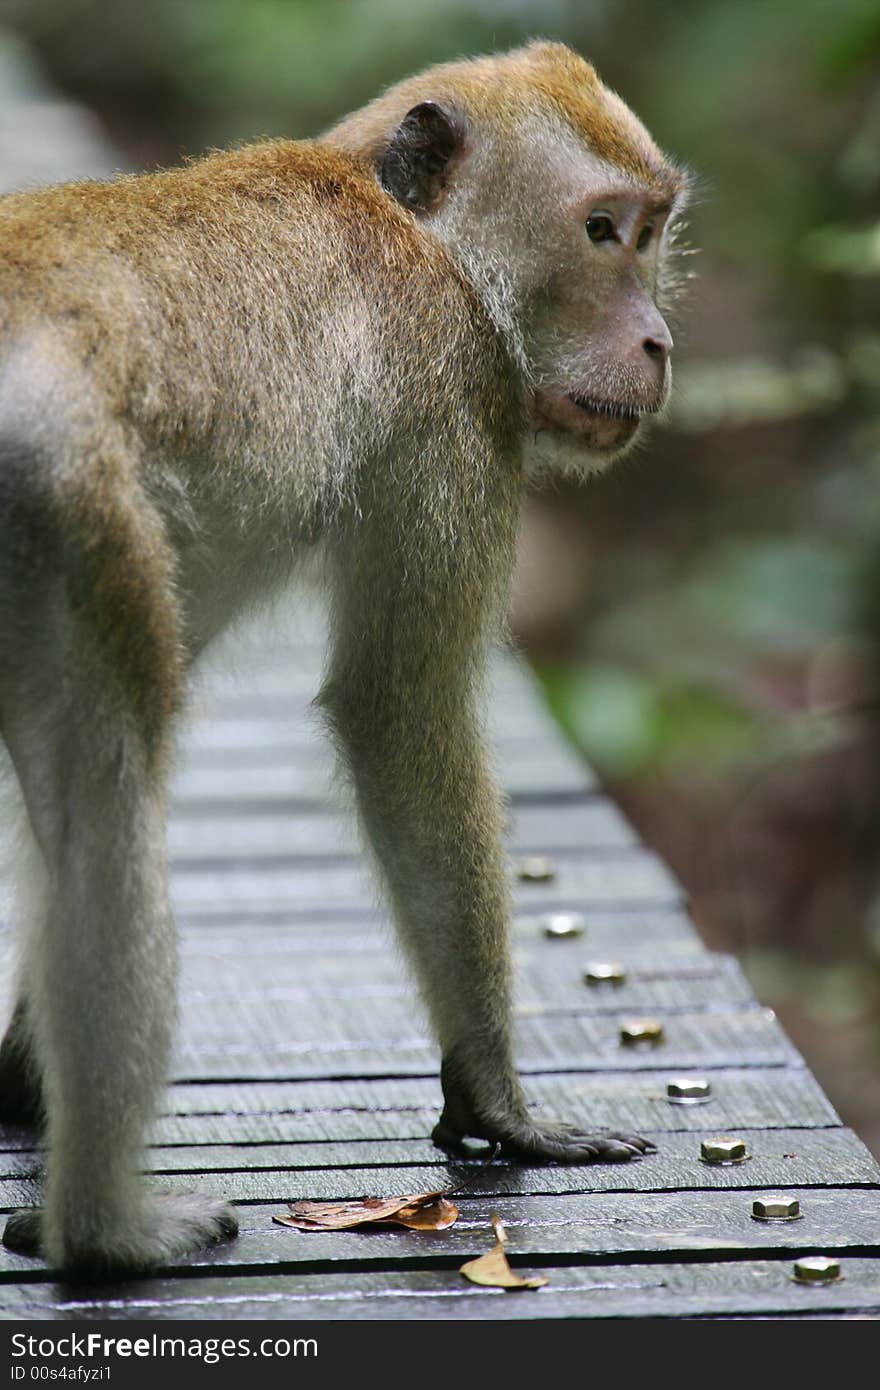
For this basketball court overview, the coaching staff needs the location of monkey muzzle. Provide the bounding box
[530,387,652,452]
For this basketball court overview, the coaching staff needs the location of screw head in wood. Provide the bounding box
[517,856,557,883]
[666,1076,712,1105]
[793,1255,841,1283]
[584,961,626,986]
[619,1017,665,1046]
[752,1196,801,1222]
[700,1136,750,1165]
[540,912,584,940]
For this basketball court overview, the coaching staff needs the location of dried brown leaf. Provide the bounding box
[273,1191,458,1233]
[274,1197,407,1230]
[393,1198,459,1230]
[459,1212,548,1291]
[491,1212,508,1244]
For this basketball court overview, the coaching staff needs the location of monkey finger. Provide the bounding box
[603,1131,658,1153]
[593,1141,644,1162]
[557,1136,639,1162]
[529,1122,643,1150]
[523,1128,653,1163]
[497,1132,606,1162]
[502,1140,600,1163]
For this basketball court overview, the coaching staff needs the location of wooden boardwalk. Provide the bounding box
[1,599,879,1319]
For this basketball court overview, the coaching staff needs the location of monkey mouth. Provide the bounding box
[566,393,644,422]
[530,388,656,451]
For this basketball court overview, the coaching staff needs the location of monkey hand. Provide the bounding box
[433,1110,655,1163]
[433,1059,655,1163]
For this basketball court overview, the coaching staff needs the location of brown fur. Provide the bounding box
[329,40,683,194]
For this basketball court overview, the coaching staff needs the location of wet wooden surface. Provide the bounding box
[1,601,878,1319]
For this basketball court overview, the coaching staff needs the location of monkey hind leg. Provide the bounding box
[1,661,239,1272]
[0,441,237,1271]
[0,1000,43,1127]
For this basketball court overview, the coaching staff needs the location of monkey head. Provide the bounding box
[328,40,691,480]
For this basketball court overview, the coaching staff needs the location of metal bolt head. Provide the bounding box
[584,961,626,986]
[700,1136,750,1165]
[752,1196,801,1222]
[619,1017,665,1046]
[793,1255,841,1283]
[540,912,584,940]
[517,855,557,883]
[666,1076,712,1104]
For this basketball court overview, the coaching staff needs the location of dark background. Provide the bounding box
[1,0,878,1152]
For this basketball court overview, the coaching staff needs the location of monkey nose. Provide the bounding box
[642,332,672,361]
[641,310,674,360]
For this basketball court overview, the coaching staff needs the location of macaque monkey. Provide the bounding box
[0,41,689,1272]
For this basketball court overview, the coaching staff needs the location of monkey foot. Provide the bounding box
[432,1114,656,1163]
[3,1194,239,1272]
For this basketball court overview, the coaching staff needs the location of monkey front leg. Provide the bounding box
[321,638,652,1165]
[424,818,651,1164]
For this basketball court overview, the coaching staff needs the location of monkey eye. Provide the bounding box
[585,212,616,244]
[637,222,655,252]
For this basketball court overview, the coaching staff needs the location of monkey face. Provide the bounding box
[523,171,681,477]
[331,39,690,480]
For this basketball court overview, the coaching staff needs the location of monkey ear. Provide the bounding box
[379,102,464,214]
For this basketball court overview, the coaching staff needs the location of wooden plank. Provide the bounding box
[165,800,637,861]
[181,938,717,985]
[177,906,702,950]
[194,654,547,711]
[172,1007,799,1081]
[4,1126,871,1211]
[171,743,595,806]
[2,1188,877,1283]
[183,702,564,753]
[192,688,556,727]
[177,719,576,762]
[175,986,765,1051]
[169,850,684,915]
[3,1257,879,1319]
[515,953,752,1014]
[180,640,616,871]
[137,1125,880,1200]
[156,1065,836,1133]
[2,1128,859,1180]
[1,1128,867,1182]
[183,661,569,748]
[193,644,539,698]
[178,951,754,1016]
[239,1187,880,1264]
[0,1067,840,1150]
[0,911,722,1023]
[154,1065,837,1125]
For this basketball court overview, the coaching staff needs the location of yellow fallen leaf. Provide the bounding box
[459,1211,548,1290]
